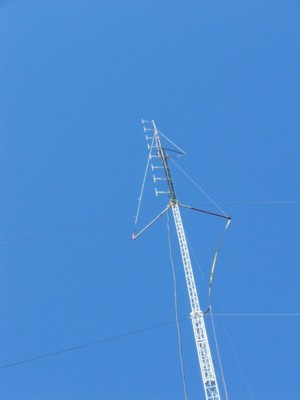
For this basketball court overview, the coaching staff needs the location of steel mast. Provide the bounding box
[142,120,221,400]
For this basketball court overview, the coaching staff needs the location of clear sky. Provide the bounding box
[1,1,300,399]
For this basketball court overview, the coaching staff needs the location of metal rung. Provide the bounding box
[155,189,170,196]
[151,165,163,170]
[153,176,167,182]
[150,155,160,159]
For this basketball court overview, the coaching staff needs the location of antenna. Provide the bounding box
[133,120,229,400]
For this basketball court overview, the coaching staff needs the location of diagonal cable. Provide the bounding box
[0,319,188,370]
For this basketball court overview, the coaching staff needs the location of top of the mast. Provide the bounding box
[142,119,177,203]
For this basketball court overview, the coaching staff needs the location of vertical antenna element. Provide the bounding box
[141,120,222,400]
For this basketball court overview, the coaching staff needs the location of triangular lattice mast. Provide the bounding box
[139,120,221,400]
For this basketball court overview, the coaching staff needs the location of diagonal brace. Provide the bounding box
[132,205,171,240]
[179,203,231,220]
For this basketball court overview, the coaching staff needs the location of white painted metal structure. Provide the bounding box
[136,120,221,400]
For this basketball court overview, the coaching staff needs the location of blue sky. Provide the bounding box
[1,1,300,399]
